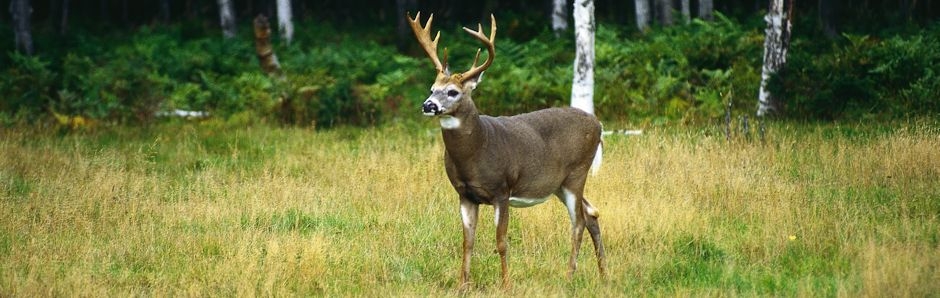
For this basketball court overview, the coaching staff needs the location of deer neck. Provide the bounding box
[440,97,485,161]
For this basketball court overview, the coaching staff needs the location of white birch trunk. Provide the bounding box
[633,0,650,32]
[757,0,792,117]
[698,0,714,21]
[276,0,293,45]
[572,0,595,115]
[552,0,568,33]
[573,0,599,172]
[217,0,236,39]
[680,0,691,23]
[635,0,650,31]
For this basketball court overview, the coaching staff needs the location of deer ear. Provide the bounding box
[464,72,484,90]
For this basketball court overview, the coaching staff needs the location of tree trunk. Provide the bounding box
[572,0,599,165]
[656,0,674,26]
[635,0,650,31]
[60,0,69,34]
[572,0,595,115]
[48,0,69,35]
[818,0,838,38]
[11,0,34,55]
[395,0,416,51]
[757,0,793,117]
[680,0,691,23]
[217,0,237,39]
[552,0,569,34]
[159,0,170,23]
[253,15,282,76]
[698,0,714,21]
[276,0,293,45]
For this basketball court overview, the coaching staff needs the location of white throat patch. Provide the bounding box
[439,116,461,129]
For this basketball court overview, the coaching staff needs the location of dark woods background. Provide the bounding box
[19,0,940,38]
[3,0,939,127]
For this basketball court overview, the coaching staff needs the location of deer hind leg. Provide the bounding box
[557,187,586,279]
[581,198,607,278]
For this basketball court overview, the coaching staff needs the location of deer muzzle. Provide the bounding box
[423,98,442,116]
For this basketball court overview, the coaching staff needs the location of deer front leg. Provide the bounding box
[494,200,511,289]
[583,198,608,279]
[459,198,479,291]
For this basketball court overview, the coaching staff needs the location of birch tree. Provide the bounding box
[698,0,714,21]
[572,0,595,115]
[757,0,793,117]
[635,0,650,31]
[276,0,293,45]
[680,0,691,23]
[552,0,568,35]
[10,0,34,55]
[217,0,236,39]
[572,0,600,166]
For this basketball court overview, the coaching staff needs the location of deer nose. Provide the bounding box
[423,100,440,116]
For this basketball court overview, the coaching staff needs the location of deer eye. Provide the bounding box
[447,90,459,97]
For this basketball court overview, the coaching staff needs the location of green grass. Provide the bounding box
[1,119,938,296]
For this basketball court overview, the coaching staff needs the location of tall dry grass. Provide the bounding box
[1,120,937,296]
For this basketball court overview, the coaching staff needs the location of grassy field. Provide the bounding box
[1,119,938,296]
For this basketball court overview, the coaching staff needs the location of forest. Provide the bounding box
[2,0,939,127]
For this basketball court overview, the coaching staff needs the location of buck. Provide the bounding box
[407,12,607,289]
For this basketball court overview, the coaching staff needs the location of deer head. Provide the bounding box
[408,12,496,116]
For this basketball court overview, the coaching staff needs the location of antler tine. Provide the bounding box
[460,14,496,82]
[470,48,482,69]
[407,12,445,73]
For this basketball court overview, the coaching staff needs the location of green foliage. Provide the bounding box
[2,16,938,126]
[596,14,763,124]
[0,53,56,123]
[782,25,940,119]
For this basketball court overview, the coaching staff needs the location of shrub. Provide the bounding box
[781,25,940,119]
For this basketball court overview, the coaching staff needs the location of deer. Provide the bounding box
[407,12,607,290]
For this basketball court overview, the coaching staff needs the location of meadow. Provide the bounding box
[1,119,938,296]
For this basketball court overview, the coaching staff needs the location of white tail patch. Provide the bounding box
[589,143,602,176]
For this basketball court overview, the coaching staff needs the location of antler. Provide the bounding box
[459,15,496,82]
[407,12,446,73]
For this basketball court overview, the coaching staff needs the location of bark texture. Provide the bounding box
[572,0,595,115]
[635,0,650,31]
[757,0,793,117]
[276,0,293,45]
[553,0,569,33]
[253,15,282,76]
[217,0,236,39]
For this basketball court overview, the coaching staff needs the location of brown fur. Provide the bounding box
[410,12,607,290]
